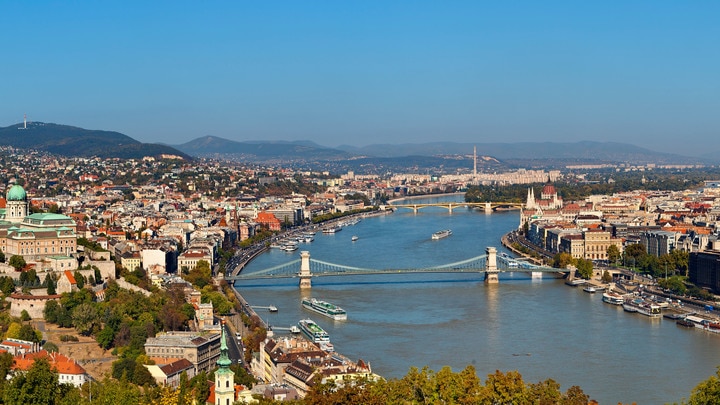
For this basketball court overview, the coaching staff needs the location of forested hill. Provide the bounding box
[0,122,189,160]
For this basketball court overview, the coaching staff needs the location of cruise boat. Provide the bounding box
[298,319,334,351]
[351,235,358,242]
[583,286,596,293]
[322,225,342,234]
[431,229,452,240]
[302,298,347,321]
[602,291,625,305]
[622,298,662,317]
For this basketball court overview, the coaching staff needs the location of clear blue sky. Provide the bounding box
[1,1,719,156]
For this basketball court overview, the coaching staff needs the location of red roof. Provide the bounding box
[64,270,77,285]
[12,350,86,375]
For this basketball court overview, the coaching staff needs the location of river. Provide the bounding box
[234,195,720,404]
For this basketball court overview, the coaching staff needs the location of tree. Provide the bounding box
[552,253,575,269]
[4,358,62,404]
[688,366,720,405]
[0,251,5,263]
[9,255,26,271]
[607,244,621,265]
[0,276,15,295]
[72,303,100,336]
[601,270,612,283]
[74,271,85,289]
[20,310,31,322]
[43,342,59,353]
[575,259,594,280]
[46,277,56,295]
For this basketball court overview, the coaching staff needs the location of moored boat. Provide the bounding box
[676,318,695,328]
[623,298,662,317]
[583,286,596,293]
[432,229,452,240]
[322,225,342,234]
[298,319,334,351]
[602,291,625,305]
[302,298,347,321]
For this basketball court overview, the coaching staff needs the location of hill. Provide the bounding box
[0,122,189,160]
[172,135,350,161]
[337,141,709,165]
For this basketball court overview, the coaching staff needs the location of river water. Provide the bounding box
[235,195,720,404]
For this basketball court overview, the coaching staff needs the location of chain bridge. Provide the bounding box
[388,201,523,213]
[226,247,564,288]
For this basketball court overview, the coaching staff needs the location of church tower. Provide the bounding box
[214,323,235,405]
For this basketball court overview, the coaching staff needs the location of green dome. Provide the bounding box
[6,185,26,201]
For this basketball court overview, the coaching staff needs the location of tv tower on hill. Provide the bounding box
[18,114,27,130]
[473,146,477,176]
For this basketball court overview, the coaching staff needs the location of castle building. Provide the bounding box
[0,184,78,262]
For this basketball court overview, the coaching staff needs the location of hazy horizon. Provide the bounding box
[2,2,719,157]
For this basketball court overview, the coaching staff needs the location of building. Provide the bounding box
[145,331,221,374]
[145,358,195,388]
[11,350,87,387]
[0,184,78,262]
[689,251,720,293]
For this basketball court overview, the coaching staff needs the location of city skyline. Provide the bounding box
[2,2,719,157]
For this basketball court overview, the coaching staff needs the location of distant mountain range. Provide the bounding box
[0,122,189,160]
[172,136,349,161]
[0,122,713,167]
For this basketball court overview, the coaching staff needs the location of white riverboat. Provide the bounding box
[623,298,662,317]
[302,298,347,321]
[298,319,334,351]
[602,291,625,305]
[432,229,452,240]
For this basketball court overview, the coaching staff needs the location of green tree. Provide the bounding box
[43,342,59,353]
[46,276,56,295]
[552,253,575,269]
[20,310,31,322]
[9,255,26,271]
[0,251,5,263]
[607,244,621,265]
[688,366,720,405]
[0,276,15,295]
[74,271,85,289]
[72,303,99,336]
[601,270,612,283]
[4,358,63,404]
[575,258,594,280]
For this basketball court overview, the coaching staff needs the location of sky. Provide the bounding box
[1,1,719,156]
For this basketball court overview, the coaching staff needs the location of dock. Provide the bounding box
[251,305,278,312]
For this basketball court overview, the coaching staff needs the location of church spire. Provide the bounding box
[217,322,232,369]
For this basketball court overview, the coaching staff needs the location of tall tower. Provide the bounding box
[473,146,477,177]
[214,323,235,405]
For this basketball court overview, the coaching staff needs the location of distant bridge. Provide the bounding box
[388,201,523,213]
[227,247,564,288]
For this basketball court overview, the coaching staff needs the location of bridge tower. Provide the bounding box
[484,202,492,214]
[299,251,312,289]
[484,247,499,284]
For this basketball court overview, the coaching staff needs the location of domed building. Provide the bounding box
[0,183,77,262]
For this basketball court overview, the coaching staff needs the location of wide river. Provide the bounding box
[235,195,720,404]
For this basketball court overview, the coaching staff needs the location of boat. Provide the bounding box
[663,312,684,320]
[431,229,452,240]
[583,286,596,293]
[351,235,358,242]
[622,298,662,317]
[302,298,347,321]
[322,225,342,234]
[289,325,301,334]
[298,319,334,351]
[268,305,278,312]
[676,318,695,328]
[282,244,298,252]
[602,292,625,305]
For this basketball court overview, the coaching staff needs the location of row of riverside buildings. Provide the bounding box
[522,179,720,293]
